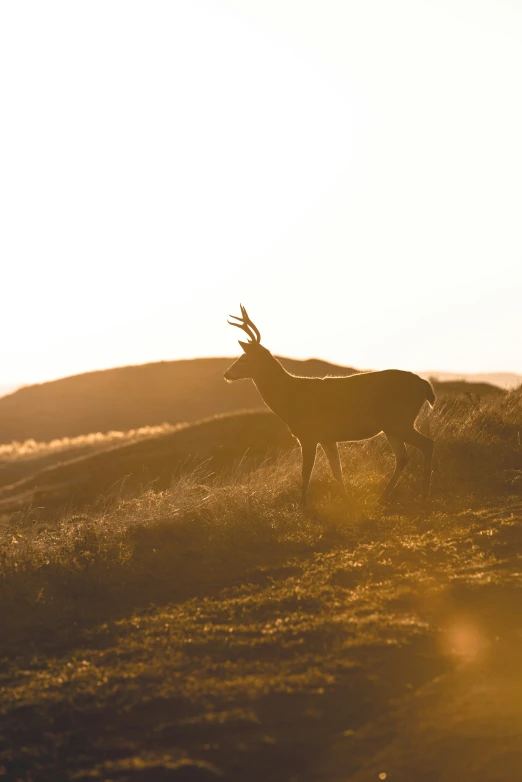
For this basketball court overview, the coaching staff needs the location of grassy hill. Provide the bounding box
[0,410,294,520]
[0,375,506,521]
[0,387,521,780]
[0,357,504,445]
[0,357,357,444]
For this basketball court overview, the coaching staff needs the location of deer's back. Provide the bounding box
[286,369,429,442]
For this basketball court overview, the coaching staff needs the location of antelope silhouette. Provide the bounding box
[224,305,435,506]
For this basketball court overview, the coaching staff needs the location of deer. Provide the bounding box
[224,305,435,508]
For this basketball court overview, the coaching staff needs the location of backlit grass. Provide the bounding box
[0,388,521,780]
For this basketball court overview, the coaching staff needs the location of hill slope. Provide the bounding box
[0,377,515,522]
[0,357,356,444]
[0,388,521,781]
[0,357,505,445]
[0,410,294,519]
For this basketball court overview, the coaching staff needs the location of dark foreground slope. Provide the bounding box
[0,357,505,445]
[0,389,521,781]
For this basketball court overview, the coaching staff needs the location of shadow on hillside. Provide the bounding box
[5,575,522,782]
[0,622,446,782]
[0,495,382,662]
[2,499,522,781]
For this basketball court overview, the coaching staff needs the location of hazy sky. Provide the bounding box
[1,0,521,385]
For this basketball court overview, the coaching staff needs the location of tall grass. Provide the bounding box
[0,389,520,656]
[428,388,522,491]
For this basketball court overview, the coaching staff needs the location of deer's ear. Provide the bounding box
[238,340,250,352]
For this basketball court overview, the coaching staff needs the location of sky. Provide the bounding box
[1,0,521,386]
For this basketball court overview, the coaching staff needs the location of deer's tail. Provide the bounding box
[423,379,436,408]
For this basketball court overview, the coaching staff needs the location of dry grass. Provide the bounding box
[0,410,293,521]
[0,389,521,780]
[0,390,519,652]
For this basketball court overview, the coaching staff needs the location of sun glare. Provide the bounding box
[1,0,521,385]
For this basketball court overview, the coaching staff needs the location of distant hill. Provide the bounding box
[424,379,504,400]
[0,410,294,519]
[0,357,356,444]
[422,371,521,390]
[0,357,508,445]
[0,383,20,398]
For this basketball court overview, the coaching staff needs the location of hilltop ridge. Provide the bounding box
[0,357,356,444]
[422,370,521,390]
[0,357,508,445]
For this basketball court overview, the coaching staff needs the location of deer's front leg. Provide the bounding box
[300,441,318,507]
[320,441,348,497]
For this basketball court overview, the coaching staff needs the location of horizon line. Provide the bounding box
[2,356,521,395]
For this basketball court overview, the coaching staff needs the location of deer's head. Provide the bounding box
[224,305,274,381]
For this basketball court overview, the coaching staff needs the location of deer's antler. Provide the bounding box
[227,304,261,344]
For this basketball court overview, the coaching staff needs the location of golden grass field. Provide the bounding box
[0,377,521,781]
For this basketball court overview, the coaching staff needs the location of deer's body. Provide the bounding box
[225,306,435,506]
[254,365,432,443]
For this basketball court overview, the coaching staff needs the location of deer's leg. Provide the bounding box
[379,433,408,503]
[321,441,349,498]
[403,428,434,499]
[300,441,318,507]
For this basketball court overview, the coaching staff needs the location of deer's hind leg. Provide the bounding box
[300,441,318,507]
[379,433,409,503]
[403,428,434,499]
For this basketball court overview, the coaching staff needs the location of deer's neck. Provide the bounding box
[253,363,294,421]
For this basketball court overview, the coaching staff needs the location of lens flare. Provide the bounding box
[442,618,486,663]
